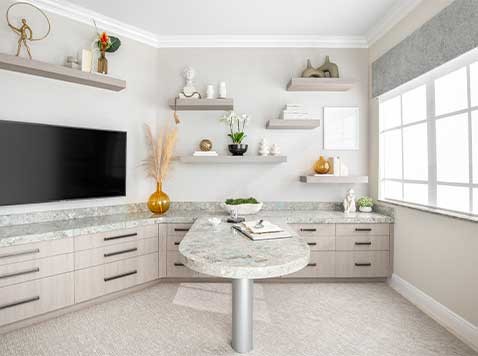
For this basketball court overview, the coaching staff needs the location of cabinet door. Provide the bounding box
[335,251,390,278]
[0,239,73,266]
[166,252,197,278]
[282,252,335,278]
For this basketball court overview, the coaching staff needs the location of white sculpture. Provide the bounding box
[343,188,356,213]
[269,143,281,156]
[179,66,200,99]
[258,138,269,156]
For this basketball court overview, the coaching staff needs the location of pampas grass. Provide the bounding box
[143,124,178,184]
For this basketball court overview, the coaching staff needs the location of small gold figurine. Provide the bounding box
[6,2,51,60]
[9,18,33,59]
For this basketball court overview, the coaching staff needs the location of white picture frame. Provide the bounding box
[323,107,359,150]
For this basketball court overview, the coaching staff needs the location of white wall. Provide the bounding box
[369,0,478,334]
[0,4,370,213]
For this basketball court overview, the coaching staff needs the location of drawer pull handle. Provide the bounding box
[307,242,317,246]
[174,242,181,246]
[355,228,372,232]
[355,242,372,246]
[307,263,317,267]
[174,263,185,267]
[0,248,40,260]
[300,228,317,232]
[0,296,40,310]
[355,263,372,267]
[104,248,138,258]
[104,233,137,242]
[174,228,190,232]
[104,270,137,282]
[0,267,40,280]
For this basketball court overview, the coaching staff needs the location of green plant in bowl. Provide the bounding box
[223,197,262,215]
[225,197,259,205]
[357,196,374,212]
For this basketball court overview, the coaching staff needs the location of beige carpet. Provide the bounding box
[0,282,476,356]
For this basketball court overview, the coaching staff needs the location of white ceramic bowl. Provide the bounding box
[221,202,263,215]
[359,206,372,213]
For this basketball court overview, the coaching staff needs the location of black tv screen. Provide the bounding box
[0,120,126,206]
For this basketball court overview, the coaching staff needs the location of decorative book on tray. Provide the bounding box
[232,220,292,241]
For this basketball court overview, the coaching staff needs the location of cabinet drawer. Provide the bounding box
[75,237,159,270]
[0,272,74,327]
[335,251,390,278]
[300,236,335,251]
[0,238,73,266]
[167,224,193,237]
[336,235,389,251]
[75,225,158,251]
[166,252,197,278]
[290,224,335,237]
[282,252,335,278]
[336,224,389,236]
[167,235,184,251]
[0,253,74,288]
[74,253,159,303]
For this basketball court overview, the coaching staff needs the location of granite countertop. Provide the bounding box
[0,209,393,248]
[179,217,310,279]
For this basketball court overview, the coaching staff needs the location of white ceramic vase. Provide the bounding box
[218,82,227,98]
[206,84,215,99]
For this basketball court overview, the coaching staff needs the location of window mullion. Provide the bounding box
[400,95,405,200]
[467,64,473,212]
[427,81,437,206]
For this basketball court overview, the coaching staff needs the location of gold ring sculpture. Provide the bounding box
[6,2,51,59]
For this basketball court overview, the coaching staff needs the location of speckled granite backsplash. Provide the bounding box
[0,201,392,227]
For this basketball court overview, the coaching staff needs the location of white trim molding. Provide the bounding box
[366,0,423,46]
[388,274,478,352]
[28,0,369,48]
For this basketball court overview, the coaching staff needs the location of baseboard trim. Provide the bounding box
[388,274,478,352]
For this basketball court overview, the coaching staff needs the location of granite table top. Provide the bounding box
[0,209,393,248]
[179,217,310,279]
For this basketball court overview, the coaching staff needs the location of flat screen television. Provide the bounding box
[0,120,127,206]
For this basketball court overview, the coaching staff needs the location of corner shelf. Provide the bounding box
[0,53,126,91]
[300,175,368,184]
[178,155,287,164]
[168,98,233,111]
[266,119,320,130]
[287,78,355,92]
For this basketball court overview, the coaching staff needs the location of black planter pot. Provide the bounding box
[228,144,248,156]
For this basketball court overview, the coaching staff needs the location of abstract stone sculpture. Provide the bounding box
[301,57,340,78]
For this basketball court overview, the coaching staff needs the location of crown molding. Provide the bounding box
[28,0,368,48]
[366,0,423,46]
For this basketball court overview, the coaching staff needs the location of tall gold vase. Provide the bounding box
[147,182,170,215]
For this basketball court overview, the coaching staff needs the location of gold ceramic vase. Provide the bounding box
[148,182,170,215]
[97,49,108,74]
[314,155,330,174]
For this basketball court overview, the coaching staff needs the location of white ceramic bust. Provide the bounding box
[179,66,200,98]
[343,188,356,213]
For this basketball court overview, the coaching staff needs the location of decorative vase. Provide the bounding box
[206,85,215,99]
[314,155,330,174]
[359,206,372,213]
[228,144,248,156]
[147,182,170,215]
[97,49,108,74]
[218,82,227,98]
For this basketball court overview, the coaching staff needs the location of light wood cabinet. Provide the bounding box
[166,251,197,278]
[0,238,73,266]
[0,272,74,326]
[282,252,335,278]
[335,251,390,278]
[336,223,390,236]
[335,235,390,251]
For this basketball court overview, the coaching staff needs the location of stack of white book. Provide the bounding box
[280,104,309,120]
[233,220,292,241]
[193,151,218,156]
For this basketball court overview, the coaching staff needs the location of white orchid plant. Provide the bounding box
[219,111,250,144]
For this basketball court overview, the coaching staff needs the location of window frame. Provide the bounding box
[378,48,478,216]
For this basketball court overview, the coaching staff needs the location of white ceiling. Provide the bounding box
[30,0,423,47]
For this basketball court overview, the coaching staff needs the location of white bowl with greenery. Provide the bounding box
[357,196,374,213]
[222,198,263,215]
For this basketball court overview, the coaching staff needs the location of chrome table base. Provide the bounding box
[232,278,253,353]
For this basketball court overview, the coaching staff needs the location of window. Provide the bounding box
[379,55,478,215]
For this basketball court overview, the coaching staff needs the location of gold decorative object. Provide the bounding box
[199,139,212,151]
[314,155,330,174]
[6,2,51,60]
[147,182,170,214]
[97,49,108,74]
[143,123,178,215]
[301,56,339,78]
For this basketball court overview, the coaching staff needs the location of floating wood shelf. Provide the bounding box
[266,119,320,129]
[178,155,287,164]
[300,175,369,184]
[168,98,234,111]
[0,53,126,91]
[287,78,355,92]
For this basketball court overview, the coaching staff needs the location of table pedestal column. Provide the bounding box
[232,278,253,353]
